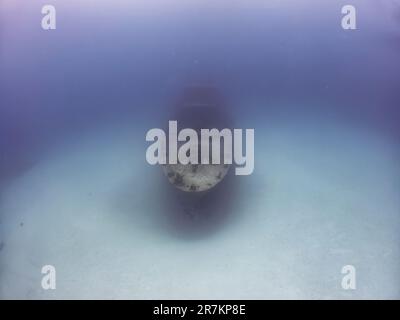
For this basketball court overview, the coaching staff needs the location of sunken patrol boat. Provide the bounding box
[160,85,239,236]
[162,85,233,193]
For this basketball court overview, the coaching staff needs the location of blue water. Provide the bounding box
[0,0,399,299]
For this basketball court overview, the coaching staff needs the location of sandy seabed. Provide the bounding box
[0,116,399,299]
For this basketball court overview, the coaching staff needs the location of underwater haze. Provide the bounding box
[0,0,400,299]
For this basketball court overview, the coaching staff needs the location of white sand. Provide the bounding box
[0,118,399,299]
